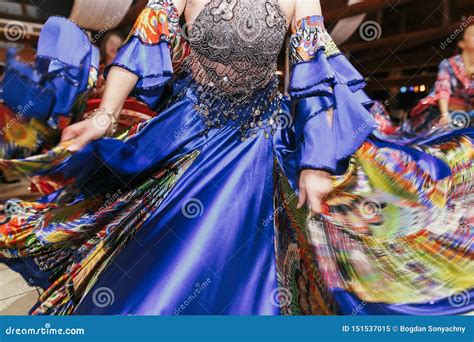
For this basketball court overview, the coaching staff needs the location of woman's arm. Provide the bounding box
[294,0,322,19]
[434,59,452,125]
[291,0,376,215]
[60,0,187,151]
[438,98,450,125]
[98,67,139,115]
[60,68,138,151]
[293,0,333,216]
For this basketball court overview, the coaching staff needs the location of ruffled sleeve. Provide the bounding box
[289,15,376,174]
[1,16,96,129]
[105,0,182,109]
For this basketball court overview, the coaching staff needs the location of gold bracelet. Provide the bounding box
[85,108,118,136]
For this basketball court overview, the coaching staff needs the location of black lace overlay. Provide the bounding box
[175,0,288,140]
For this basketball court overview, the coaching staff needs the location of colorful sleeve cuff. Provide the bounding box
[289,15,376,174]
[105,0,181,110]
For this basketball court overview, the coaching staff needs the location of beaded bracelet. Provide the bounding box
[84,108,118,136]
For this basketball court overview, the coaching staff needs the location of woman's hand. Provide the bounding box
[59,113,111,152]
[437,112,450,127]
[297,169,333,216]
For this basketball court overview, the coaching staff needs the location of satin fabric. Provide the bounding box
[15,82,471,315]
[289,47,376,174]
[1,17,98,128]
[104,38,173,110]
[0,10,472,316]
[67,93,280,315]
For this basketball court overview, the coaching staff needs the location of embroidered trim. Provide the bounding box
[172,73,285,141]
[289,15,341,65]
[125,0,181,49]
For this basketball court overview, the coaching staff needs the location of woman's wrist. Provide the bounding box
[84,108,118,136]
[299,167,333,178]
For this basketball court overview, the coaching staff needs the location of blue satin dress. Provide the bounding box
[0,0,472,316]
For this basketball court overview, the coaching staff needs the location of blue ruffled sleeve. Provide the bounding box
[289,15,376,174]
[105,0,181,110]
[1,16,96,129]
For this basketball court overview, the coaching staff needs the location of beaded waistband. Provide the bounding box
[171,72,285,141]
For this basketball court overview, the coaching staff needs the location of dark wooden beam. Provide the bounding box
[325,0,416,22]
[361,55,441,74]
[442,0,451,26]
[342,20,462,53]
[366,73,437,90]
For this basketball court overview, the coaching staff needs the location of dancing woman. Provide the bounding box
[409,23,474,132]
[0,0,473,315]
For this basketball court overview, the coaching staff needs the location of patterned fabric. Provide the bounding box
[126,0,181,49]
[274,163,338,315]
[0,8,472,316]
[408,55,474,132]
[288,15,375,173]
[0,116,152,193]
[289,15,341,65]
[0,149,199,314]
[275,135,473,313]
[0,140,73,180]
[0,105,60,162]
[434,55,474,102]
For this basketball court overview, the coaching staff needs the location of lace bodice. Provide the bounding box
[182,0,287,103]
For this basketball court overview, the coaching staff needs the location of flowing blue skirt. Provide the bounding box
[73,96,280,314]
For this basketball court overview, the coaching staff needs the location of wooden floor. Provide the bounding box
[0,178,42,315]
